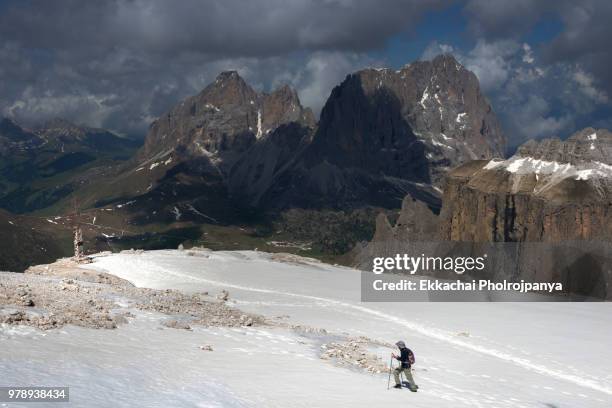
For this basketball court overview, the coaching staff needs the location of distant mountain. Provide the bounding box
[36,118,140,154]
[140,70,315,171]
[236,54,505,211]
[75,71,316,225]
[0,118,140,213]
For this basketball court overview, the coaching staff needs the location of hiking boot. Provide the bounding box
[393,384,402,389]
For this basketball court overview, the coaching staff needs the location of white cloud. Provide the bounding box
[4,87,119,129]
[573,69,608,103]
[462,40,521,91]
[522,43,534,64]
[292,52,374,116]
[511,95,573,139]
[421,41,455,60]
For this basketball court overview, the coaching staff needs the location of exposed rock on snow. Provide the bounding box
[320,337,392,374]
[0,257,265,331]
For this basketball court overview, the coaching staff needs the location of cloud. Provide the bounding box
[464,0,612,100]
[1,0,610,143]
[0,0,450,135]
[464,0,552,38]
[505,95,573,141]
[463,40,521,91]
[573,69,609,104]
[290,52,376,115]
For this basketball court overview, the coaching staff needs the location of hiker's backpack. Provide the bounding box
[408,350,415,365]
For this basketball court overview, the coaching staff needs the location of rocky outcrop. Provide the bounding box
[353,194,441,272]
[371,195,439,243]
[439,128,612,242]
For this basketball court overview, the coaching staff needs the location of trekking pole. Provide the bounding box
[387,354,393,390]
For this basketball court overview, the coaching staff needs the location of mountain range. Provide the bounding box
[1,54,610,283]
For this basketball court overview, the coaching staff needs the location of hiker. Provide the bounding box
[392,340,418,391]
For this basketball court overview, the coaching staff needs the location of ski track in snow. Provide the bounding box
[89,252,612,398]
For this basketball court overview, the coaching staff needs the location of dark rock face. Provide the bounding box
[254,54,505,211]
[309,55,506,183]
[371,195,439,243]
[353,194,441,274]
[439,128,612,242]
[228,122,312,206]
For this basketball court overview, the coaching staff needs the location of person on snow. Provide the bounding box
[392,340,418,391]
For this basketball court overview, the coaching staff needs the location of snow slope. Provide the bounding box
[3,249,612,407]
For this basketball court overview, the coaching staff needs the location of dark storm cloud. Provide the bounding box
[463,0,552,38]
[460,0,612,145]
[1,0,611,142]
[0,0,447,57]
[0,0,449,135]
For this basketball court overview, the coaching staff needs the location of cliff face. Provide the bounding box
[439,128,612,242]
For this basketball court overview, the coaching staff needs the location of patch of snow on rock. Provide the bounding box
[485,156,612,181]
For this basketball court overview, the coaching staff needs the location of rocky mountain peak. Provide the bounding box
[430,53,464,70]
[200,71,258,107]
[139,73,314,169]
[304,53,505,188]
[216,70,241,81]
